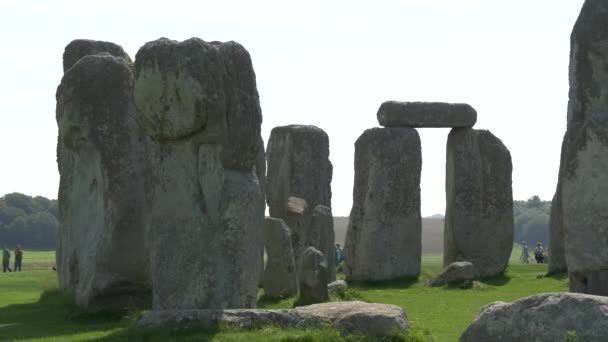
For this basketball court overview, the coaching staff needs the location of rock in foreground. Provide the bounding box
[377,101,477,128]
[460,292,608,342]
[137,301,409,336]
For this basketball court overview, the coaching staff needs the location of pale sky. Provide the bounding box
[0,0,585,216]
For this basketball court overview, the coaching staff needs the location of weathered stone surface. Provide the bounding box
[62,39,132,72]
[256,137,266,288]
[444,128,513,278]
[137,301,409,336]
[460,292,608,342]
[266,125,332,218]
[134,37,262,170]
[328,280,348,294]
[428,261,476,287]
[549,133,568,274]
[134,38,264,309]
[311,205,336,282]
[377,101,477,128]
[298,247,329,305]
[56,52,150,308]
[344,127,422,281]
[559,0,608,295]
[263,218,298,298]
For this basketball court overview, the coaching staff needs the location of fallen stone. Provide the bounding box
[377,101,477,128]
[444,128,513,278]
[62,39,132,72]
[137,301,409,336]
[298,247,329,305]
[328,280,348,294]
[559,0,608,295]
[56,52,150,308]
[134,38,264,309]
[428,261,476,287]
[460,292,608,342]
[263,218,298,298]
[344,127,422,281]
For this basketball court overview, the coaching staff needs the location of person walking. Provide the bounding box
[520,242,530,264]
[335,243,343,265]
[534,242,545,264]
[2,246,12,273]
[14,245,23,271]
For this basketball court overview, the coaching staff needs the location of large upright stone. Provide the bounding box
[297,247,329,305]
[266,125,332,218]
[56,51,150,308]
[311,205,336,282]
[344,127,422,281]
[63,39,132,72]
[548,133,568,274]
[263,218,298,298]
[266,125,333,276]
[560,0,608,295]
[134,38,264,309]
[444,128,513,278]
[377,101,477,128]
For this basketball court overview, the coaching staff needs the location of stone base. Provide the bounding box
[137,301,409,336]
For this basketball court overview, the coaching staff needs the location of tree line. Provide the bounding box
[0,193,58,249]
[0,192,552,250]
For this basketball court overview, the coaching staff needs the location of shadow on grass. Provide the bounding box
[349,275,420,290]
[0,288,131,341]
[480,273,511,286]
[541,271,568,280]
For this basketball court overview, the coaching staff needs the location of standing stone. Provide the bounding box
[344,127,422,281]
[263,218,298,298]
[559,0,608,295]
[297,247,329,305]
[311,205,336,282]
[548,133,568,274]
[62,39,132,72]
[56,50,150,308]
[444,128,513,278]
[134,38,264,309]
[266,125,332,218]
[256,137,267,288]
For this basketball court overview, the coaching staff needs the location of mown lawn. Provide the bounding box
[0,249,568,341]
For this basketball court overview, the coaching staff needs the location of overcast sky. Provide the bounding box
[0,0,586,216]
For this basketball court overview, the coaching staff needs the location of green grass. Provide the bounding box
[0,250,567,341]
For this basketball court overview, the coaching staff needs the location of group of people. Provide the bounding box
[520,242,546,264]
[2,245,23,273]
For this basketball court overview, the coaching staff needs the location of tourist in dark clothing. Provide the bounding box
[2,246,12,272]
[14,245,23,271]
[534,242,545,264]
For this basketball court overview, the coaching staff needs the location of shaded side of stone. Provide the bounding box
[549,133,568,274]
[344,127,422,281]
[311,205,336,282]
[56,53,150,308]
[444,128,513,278]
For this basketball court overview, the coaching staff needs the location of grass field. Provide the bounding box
[0,249,568,341]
